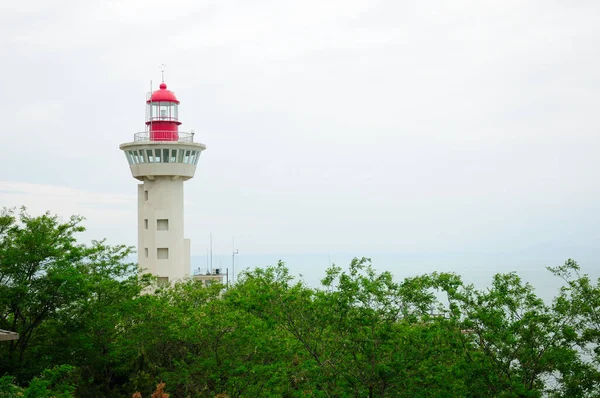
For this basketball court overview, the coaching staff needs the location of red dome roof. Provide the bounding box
[147,82,179,103]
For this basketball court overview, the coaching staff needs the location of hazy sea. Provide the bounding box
[192,247,600,303]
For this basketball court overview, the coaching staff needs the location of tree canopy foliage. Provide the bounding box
[1,208,599,397]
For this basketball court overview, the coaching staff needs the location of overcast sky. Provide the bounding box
[1,0,599,260]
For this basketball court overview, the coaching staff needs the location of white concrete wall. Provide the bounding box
[119,142,206,182]
[137,177,190,282]
[122,141,205,283]
[130,162,198,181]
[184,238,190,274]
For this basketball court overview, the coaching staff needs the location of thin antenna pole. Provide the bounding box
[159,64,166,83]
[232,237,239,284]
[149,80,153,133]
[210,233,213,272]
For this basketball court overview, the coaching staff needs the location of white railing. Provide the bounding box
[134,131,195,143]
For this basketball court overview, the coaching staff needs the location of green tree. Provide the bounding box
[126,277,296,397]
[0,365,78,398]
[431,269,590,397]
[0,207,88,379]
[548,259,600,396]
[2,207,598,397]
[0,207,144,392]
[231,259,469,397]
[312,258,467,397]
[48,240,149,397]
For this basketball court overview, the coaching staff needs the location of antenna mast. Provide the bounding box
[148,80,153,133]
[232,237,239,284]
[159,64,166,83]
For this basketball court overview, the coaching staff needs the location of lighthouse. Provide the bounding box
[120,80,205,283]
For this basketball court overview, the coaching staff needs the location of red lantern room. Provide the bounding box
[146,82,181,141]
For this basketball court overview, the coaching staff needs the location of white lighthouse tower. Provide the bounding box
[120,80,205,283]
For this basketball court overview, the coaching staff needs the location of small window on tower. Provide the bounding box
[163,149,170,163]
[157,219,169,231]
[144,248,148,258]
[160,102,169,119]
[158,276,169,286]
[126,151,133,165]
[144,219,148,229]
[177,149,184,163]
[151,103,160,121]
[144,190,148,201]
[171,149,177,163]
[157,248,169,259]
